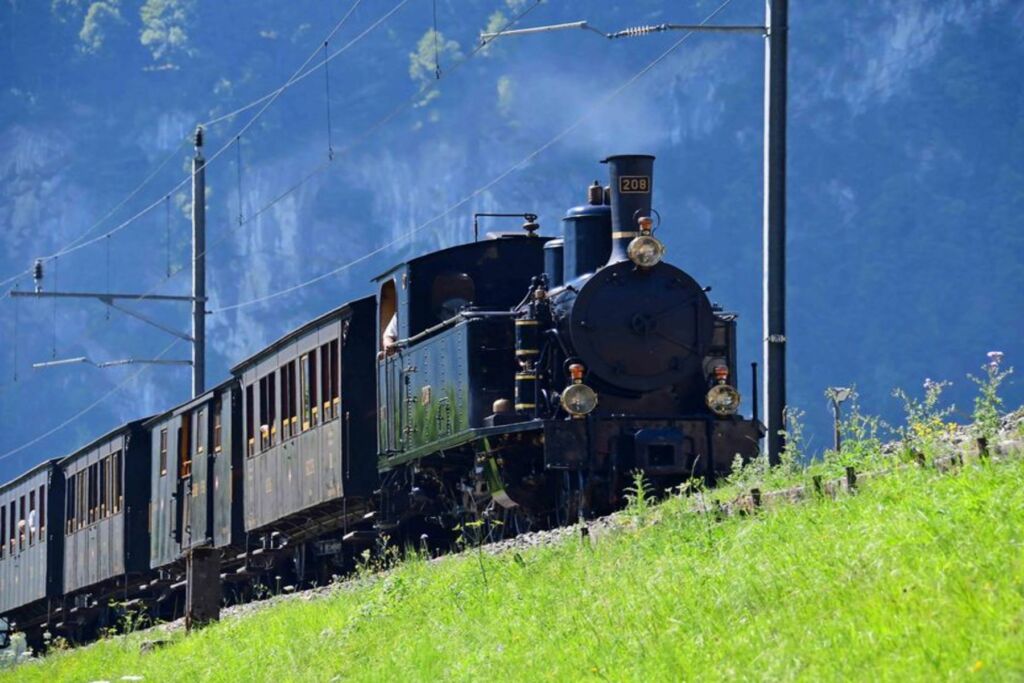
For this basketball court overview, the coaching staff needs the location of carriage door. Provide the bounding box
[189,406,211,547]
[176,413,193,549]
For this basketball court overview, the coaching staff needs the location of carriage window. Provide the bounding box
[259,375,268,449]
[314,339,342,421]
[77,471,86,530]
[246,383,255,456]
[319,342,335,421]
[262,374,278,448]
[281,362,297,438]
[309,352,318,426]
[213,399,223,452]
[111,451,122,514]
[99,457,108,518]
[105,457,113,517]
[331,339,339,413]
[87,464,98,525]
[268,372,277,444]
[28,491,36,545]
[65,480,74,534]
[301,353,318,430]
[159,428,169,476]
[18,496,25,549]
[289,361,298,434]
[180,413,193,478]
[39,485,46,534]
[9,500,16,551]
[279,365,289,439]
[431,271,475,322]
[196,408,206,455]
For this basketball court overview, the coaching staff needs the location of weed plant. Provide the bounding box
[970,351,1013,442]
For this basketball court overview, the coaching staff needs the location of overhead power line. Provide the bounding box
[0,0,410,460]
[0,337,184,463]
[212,0,737,313]
[0,137,191,293]
[0,0,395,294]
[199,0,413,130]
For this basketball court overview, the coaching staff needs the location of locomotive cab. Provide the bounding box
[374,235,549,465]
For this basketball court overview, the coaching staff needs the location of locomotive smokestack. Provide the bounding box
[602,154,655,264]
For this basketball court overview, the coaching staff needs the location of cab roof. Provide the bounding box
[372,234,549,283]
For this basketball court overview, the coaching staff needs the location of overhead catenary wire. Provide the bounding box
[180,0,547,289]
[199,0,412,130]
[0,337,184,463]
[3,0,397,370]
[168,0,546,310]
[0,0,401,456]
[0,0,381,290]
[0,137,191,292]
[212,0,737,314]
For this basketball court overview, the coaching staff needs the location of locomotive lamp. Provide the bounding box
[706,384,741,416]
[627,216,665,268]
[707,363,740,415]
[562,363,598,417]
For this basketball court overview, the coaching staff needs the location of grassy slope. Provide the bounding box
[6,457,1024,682]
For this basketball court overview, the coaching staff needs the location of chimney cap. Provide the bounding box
[600,153,656,164]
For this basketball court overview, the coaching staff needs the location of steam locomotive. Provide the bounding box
[0,154,762,648]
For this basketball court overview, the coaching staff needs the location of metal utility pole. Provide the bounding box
[481,1,790,463]
[762,0,788,464]
[185,125,219,633]
[191,126,207,397]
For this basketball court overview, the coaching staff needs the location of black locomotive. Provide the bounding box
[0,153,762,649]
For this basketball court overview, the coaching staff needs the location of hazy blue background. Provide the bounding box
[1,0,1021,481]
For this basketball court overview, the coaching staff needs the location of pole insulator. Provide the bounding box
[32,259,44,292]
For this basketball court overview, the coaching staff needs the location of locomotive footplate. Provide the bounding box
[542,415,763,477]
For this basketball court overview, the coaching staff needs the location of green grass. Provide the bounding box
[6,456,1024,682]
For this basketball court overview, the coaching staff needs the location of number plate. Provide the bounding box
[619,176,650,193]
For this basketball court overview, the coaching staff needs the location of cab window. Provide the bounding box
[430,271,475,322]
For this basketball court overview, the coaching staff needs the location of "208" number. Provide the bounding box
[619,176,650,193]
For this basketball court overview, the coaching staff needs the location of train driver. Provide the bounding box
[382,312,399,356]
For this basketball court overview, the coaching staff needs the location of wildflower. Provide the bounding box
[987,351,1004,364]
[971,660,984,673]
